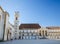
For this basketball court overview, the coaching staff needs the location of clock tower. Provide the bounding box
[14,11,19,39]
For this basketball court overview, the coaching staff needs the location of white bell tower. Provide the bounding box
[14,11,19,39]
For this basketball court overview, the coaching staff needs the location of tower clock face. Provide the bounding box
[15,11,19,18]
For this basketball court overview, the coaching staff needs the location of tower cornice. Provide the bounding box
[0,6,4,12]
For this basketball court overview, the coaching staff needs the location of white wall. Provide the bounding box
[4,12,9,41]
[8,23,15,39]
[0,9,5,40]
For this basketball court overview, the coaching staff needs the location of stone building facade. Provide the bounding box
[46,27,60,39]
[0,6,60,41]
[19,24,41,39]
[0,6,19,41]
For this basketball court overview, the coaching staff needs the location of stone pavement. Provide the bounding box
[0,39,60,44]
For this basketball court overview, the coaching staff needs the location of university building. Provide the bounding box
[0,6,60,41]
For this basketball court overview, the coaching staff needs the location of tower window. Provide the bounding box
[16,17,18,20]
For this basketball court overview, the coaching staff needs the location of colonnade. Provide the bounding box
[38,29,47,39]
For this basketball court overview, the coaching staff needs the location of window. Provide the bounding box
[16,17,18,20]
[45,31,47,36]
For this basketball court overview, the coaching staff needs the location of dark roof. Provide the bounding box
[19,24,41,29]
[46,26,60,29]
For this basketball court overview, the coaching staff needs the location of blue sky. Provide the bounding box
[0,0,60,27]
